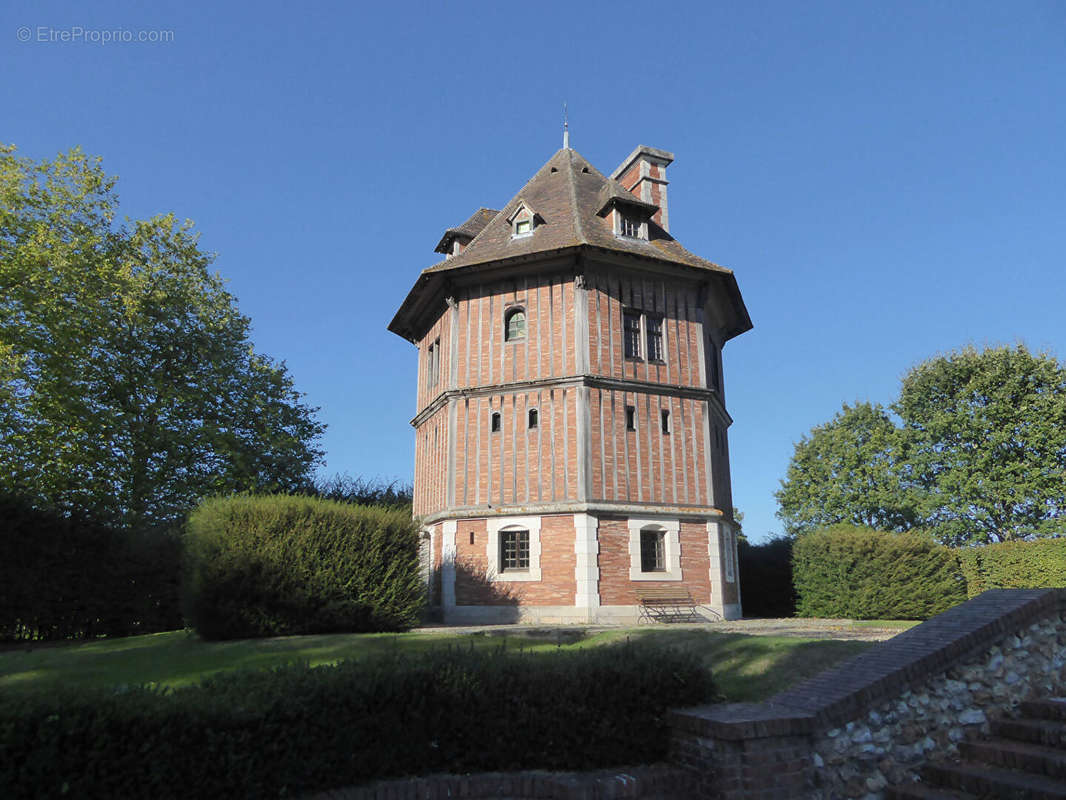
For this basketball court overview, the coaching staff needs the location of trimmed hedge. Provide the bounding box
[183,494,425,639]
[0,643,715,799]
[958,538,1066,597]
[738,537,796,617]
[0,494,182,641]
[792,525,967,619]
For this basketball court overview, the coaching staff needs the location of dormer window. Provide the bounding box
[508,202,537,239]
[617,209,645,239]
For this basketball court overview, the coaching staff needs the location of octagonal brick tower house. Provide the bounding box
[389,143,752,623]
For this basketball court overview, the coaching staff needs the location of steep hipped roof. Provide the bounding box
[422,148,732,275]
[433,207,499,254]
[390,147,751,342]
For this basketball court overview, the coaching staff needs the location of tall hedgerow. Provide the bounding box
[792,525,966,619]
[0,493,182,641]
[183,494,424,639]
[957,538,1066,597]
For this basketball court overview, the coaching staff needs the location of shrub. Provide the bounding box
[792,525,966,619]
[738,536,796,617]
[958,538,1066,597]
[0,494,182,641]
[0,642,714,799]
[182,494,425,639]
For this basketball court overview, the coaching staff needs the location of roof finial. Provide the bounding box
[563,102,570,150]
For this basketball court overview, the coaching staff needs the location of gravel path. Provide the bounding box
[412,618,912,642]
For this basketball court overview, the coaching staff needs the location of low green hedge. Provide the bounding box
[183,494,425,639]
[792,525,967,619]
[0,643,715,799]
[958,538,1066,597]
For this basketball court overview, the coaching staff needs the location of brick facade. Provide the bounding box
[393,144,751,623]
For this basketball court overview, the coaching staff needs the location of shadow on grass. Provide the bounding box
[623,629,874,703]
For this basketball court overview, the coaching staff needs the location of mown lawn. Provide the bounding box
[0,626,875,703]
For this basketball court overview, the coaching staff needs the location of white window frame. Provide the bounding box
[628,518,682,581]
[487,516,542,582]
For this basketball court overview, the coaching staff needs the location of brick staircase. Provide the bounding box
[887,698,1066,799]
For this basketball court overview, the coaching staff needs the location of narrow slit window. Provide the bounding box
[661,409,671,434]
[528,408,538,429]
[491,412,501,433]
[626,405,636,431]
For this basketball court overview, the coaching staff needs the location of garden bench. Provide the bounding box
[636,587,704,624]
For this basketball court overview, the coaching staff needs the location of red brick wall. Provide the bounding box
[597,518,713,606]
[453,515,577,606]
[412,406,448,517]
[585,269,705,389]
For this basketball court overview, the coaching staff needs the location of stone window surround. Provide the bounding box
[487,515,542,582]
[628,518,682,581]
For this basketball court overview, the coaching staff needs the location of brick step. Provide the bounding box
[922,760,1066,799]
[885,781,975,799]
[993,717,1066,748]
[1023,699,1066,722]
[960,737,1066,778]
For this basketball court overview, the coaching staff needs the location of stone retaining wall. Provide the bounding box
[670,588,1066,799]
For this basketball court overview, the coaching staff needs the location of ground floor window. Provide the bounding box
[640,529,666,572]
[627,518,682,581]
[500,528,530,571]
[487,516,542,581]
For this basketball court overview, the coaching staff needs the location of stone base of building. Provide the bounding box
[421,508,744,627]
[443,602,743,626]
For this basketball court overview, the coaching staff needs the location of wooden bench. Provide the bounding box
[636,587,703,624]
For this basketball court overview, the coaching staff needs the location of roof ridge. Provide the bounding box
[565,149,588,245]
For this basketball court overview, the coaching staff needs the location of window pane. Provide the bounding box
[515,219,531,234]
[640,530,665,572]
[506,310,526,341]
[623,311,641,358]
[501,529,530,570]
[491,412,501,433]
[646,316,663,361]
[626,405,636,431]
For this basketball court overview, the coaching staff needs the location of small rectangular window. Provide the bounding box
[515,219,531,235]
[625,405,636,431]
[623,310,641,358]
[646,315,664,362]
[661,409,671,434]
[500,529,530,571]
[528,408,538,429]
[491,411,501,433]
[640,529,666,572]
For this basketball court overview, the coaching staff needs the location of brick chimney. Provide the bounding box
[609,145,675,231]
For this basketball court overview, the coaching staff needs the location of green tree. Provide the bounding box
[775,402,919,536]
[896,344,1066,545]
[0,145,324,530]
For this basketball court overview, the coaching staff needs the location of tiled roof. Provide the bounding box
[433,207,499,254]
[422,148,733,276]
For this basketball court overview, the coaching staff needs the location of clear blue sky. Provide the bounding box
[5,1,1064,542]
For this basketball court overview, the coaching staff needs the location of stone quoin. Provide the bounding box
[389,140,752,623]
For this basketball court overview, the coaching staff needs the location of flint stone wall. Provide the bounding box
[670,589,1066,800]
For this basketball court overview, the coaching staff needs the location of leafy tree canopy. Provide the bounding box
[776,345,1066,545]
[896,344,1066,545]
[775,401,919,536]
[0,144,324,531]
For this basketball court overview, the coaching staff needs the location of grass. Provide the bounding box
[0,626,876,703]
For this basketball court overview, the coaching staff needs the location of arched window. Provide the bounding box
[639,526,666,573]
[504,307,526,341]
